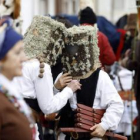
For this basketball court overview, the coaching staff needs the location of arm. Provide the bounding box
[99,71,124,131]
[53,73,62,95]
[34,64,73,114]
[120,49,138,71]
[34,64,81,115]
[91,70,124,138]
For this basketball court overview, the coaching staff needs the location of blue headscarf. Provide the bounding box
[0,20,23,60]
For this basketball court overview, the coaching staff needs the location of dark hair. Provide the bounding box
[55,16,73,28]
[79,7,97,25]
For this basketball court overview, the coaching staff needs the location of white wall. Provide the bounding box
[21,0,49,34]
[95,0,137,23]
[97,0,112,21]
[79,0,137,23]
[48,0,55,16]
[21,0,33,34]
[20,0,137,34]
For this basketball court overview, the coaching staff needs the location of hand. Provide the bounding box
[119,57,129,67]
[54,73,72,90]
[67,80,81,92]
[90,124,106,138]
[119,49,131,67]
[45,113,58,121]
[124,49,131,57]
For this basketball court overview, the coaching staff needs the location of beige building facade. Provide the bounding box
[21,0,137,34]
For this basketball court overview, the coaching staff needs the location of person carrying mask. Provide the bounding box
[13,16,81,140]
[56,24,124,140]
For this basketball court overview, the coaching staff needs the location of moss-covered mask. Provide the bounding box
[24,15,67,66]
[62,25,101,79]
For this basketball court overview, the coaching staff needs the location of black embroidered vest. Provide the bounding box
[58,68,100,129]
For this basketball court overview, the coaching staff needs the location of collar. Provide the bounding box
[0,74,20,97]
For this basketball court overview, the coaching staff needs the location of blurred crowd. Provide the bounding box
[0,0,140,140]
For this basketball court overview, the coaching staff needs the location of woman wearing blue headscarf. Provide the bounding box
[0,22,37,140]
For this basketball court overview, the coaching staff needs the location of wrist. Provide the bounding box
[100,122,109,131]
[54,83,61,90]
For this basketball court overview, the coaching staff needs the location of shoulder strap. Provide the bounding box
[117,75,124,91]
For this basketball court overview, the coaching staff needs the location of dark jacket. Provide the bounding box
[125,39,140,140]
[98,31,116,66]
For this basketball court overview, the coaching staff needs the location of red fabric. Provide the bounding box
[133,116,138,126]
[116,29,126,61]
[98,31,116,66]
[81,24,116,66]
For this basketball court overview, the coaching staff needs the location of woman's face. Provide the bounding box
[0,41,26,80]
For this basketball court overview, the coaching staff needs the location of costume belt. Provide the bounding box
[60,104,127,140]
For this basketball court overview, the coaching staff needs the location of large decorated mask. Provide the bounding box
[62,25,101,79]
[24,15,68,78]
[24,15,67,66]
